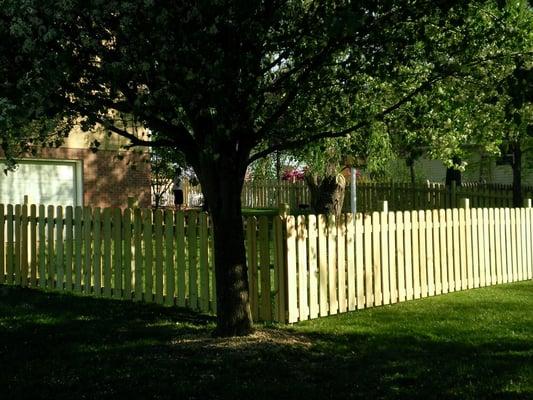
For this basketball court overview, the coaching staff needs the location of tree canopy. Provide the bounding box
[1,0,531,335]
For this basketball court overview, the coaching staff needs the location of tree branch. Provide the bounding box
[248,75,440,165]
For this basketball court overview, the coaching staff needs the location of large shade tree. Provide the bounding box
[1,0,526,335]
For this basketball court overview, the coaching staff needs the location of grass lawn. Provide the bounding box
[0,281,531,400]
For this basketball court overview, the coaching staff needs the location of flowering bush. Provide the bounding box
[282,168,306,182]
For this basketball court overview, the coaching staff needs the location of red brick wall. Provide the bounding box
[2,147,151,208]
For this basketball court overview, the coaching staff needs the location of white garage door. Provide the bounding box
[0,159,82,206]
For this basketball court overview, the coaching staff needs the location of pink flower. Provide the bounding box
[282,168,305,182]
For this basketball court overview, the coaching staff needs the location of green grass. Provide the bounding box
[0,281,531,399]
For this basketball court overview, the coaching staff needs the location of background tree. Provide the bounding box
[496,59,533,206]
[150,146,188,209]
[1,0,530,336]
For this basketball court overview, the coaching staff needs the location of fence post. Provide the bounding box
[381,200,389,213]
[278,203,290,218]
[127,197,138,208]
[451,181,457,208]
[459,198,470,209]
[273,203,290,322]
[524,198,532,208]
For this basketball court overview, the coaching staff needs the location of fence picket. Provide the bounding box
[364,214,373,307]
[83,207,92,294]
[353,214,365,309]
[93,208,101,297]
[346,214,356,311]
[494,209,503,284]
[113,208,124,299]
[30,205,37,287]
[510,208,518,282]
[65,206,73,292]
[526,207,532,280]
[187,212,198,310]
[164,210,175,307]
[308,215,319,318]
[273,216,286,322]
[175,212,186,307]
[418,210,428,298]
[372,212,381,306]
[437,209,446,295]
[14,205,21,286]
[338,214,347,313]
[508,209,515,283]
[458,207,467,290]
[259,216,272,320]
[198,213,209,311]
[297,215,309,321]
[286,216,298,323]
[380,211,390,305]
[404,212,413,301]
[526,206,533,279]
[477,208,486,287]
[21,205,29,287]
[103,208,112,298]
[464,206,473,289]
[73,206,82,292]
[154,209,164,305]
[38,205,47,289]
[411,211,420,299]
[246,217,259,320]
[425,210,434,297]
[471,208,479,289]
[482,208,490,286]
[504,208,511,283]
[328,215,338,314]
[388,212,397,304]
[452,209,461,292]
[318,215,328,316]
[46,205,54,288]
[143,209,153,302]
[123,209,133,300]
[395,212,405,302]
[133,208,143,301]
[55,206,63,290]
[519,208,526,281]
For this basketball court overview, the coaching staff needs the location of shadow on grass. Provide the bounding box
[0,285,531,400]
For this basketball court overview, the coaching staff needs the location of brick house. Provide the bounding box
[0,126,151,208]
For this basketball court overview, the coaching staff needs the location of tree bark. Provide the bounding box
[196,154,253,337]
[406,158,416,185]
[511,141,523,207]
[305,173,346,216]
[445,157,462,187]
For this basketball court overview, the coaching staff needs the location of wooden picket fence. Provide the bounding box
[177,179,533,212]
[353,182,533,212]
[184,180,532,213]
[2,201,532,324]
[0,204,282,322]
[283,203,533,323]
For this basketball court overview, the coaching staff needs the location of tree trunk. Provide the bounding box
[445,157,462,187]
[197,155,253,337]
[305,173,346,216]
[511,141,523,207]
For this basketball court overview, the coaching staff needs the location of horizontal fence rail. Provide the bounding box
[283,204,533,323]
